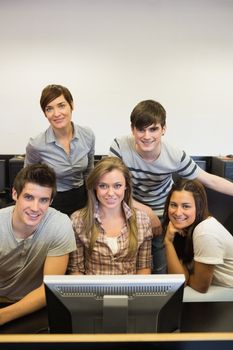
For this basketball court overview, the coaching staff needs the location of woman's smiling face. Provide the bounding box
[96,169,126,210]
[168,190,196,230]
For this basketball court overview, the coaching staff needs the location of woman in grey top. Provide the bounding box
[25,84,95,216]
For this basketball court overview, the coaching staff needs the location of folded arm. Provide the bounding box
[188,262,214,293]
[0,254,69,326]
[164,222,214,293]
[137,268,151,274]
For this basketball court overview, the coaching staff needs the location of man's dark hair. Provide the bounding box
[130,99,166,129]
[13,164,57,200]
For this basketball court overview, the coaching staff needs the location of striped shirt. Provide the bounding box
[109,136,200,216]
[67,202,152,275]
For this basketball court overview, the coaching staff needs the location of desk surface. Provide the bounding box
[1,303,233,350]
[1,301,233,334]
[0,333,233,350]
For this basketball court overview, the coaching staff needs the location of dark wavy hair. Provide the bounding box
[162,178,210,263]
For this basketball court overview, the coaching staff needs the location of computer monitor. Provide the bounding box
[44,274,185,334]
[0,160,6,192]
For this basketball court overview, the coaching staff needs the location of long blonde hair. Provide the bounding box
[79,157,138,257]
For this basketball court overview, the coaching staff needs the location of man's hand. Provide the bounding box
[132,199,162,236]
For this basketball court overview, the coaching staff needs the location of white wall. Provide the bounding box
[0,0,233,155]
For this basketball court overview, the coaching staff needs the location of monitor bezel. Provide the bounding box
[44,274,185,334]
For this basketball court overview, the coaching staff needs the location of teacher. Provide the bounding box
[25,84,95,216]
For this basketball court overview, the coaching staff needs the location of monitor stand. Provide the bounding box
[103,295,128,333]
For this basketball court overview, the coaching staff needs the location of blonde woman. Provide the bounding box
[67,157,152,275]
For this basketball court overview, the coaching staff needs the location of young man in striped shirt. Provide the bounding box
[110,99,233,274]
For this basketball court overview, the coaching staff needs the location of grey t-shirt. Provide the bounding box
[0,206,76,301]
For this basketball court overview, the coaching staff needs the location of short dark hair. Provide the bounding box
[40,84,73,112]
[13,164,57,200]
[130,100,166,129]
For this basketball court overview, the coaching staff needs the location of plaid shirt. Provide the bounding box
[67,202,152,275]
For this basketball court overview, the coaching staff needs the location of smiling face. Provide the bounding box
[12,182,52,234]
[131,123,166,157]
[168,190,196,230]
[44,94,73,130]
[95,169,126,211]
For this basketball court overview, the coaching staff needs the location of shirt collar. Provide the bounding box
[46,122,79,143]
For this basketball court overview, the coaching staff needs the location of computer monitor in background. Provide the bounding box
[0,160,6,193]
[44,274,185,334]
[9,155,24,190]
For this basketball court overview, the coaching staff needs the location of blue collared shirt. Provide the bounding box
[25,123,95,191]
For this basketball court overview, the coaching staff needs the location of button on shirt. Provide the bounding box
[67,202,153,275]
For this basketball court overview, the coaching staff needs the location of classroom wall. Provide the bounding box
[0,0,233,155]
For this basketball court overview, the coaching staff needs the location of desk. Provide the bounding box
[1,303,233,350]
[181,302,233,332]
[1,301,233,334]
[0,333,233,350]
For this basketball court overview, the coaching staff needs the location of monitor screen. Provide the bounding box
[44,274,185,334]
